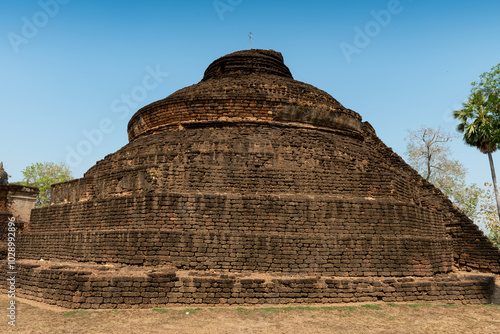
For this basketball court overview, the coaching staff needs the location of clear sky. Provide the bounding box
[1,0,500,192]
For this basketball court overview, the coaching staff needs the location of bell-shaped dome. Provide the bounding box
[127,49,362,141]
[202,49,294,80]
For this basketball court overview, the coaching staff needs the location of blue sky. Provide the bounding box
[1,0,500,193]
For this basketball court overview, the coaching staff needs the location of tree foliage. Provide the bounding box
[454,90,500,153]
[405,126,481,219]
[454,63,500,224]
[405,127,460,181]
[488,229,500,248]
[477,183,500,248]
[405,126,499,246]
[472,63,500,144]
[472,63,500,97]
[19,162,73,207]
[451,183,484,223]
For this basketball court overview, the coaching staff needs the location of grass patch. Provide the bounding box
[340,306,357,311]
[153,308,199,314]
[62,310,92,316]
[249,305,356,317]
[236,305,340,314]
[484,304,500,308]
[257,307,284,313]
[388,302,398,307]
[278,306,321,311]
[235,307,250,313]
[257,306,326,313]
[182,308,199,314]
[406,303,432,308]
[407,304,421,308]
[152,308,169,314]
[441,304,457,307]
[338,305,357,317]
[321,306,338,311]
[361,304,383,310]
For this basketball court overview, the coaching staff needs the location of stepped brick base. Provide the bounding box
[1,260,495,309]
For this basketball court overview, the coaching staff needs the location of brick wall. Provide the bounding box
[19,124,468,277]
[20,123,500,276]
[362,127,500,274]
[1,260,493,309]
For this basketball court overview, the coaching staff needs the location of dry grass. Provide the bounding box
[1,295,500,334]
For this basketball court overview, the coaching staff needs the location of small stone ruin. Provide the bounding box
[0,162,39,257]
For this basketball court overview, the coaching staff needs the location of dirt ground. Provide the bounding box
[1,278,499,334]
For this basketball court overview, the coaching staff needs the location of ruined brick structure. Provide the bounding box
[3,50,499,308]
[0,163,39,257]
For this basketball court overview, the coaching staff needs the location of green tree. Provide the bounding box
[477,183,500,248]
[488,230,500,248]
[451,183,484,223]
[19,162,73,207]
[405,126,482,220]
[472,63,500,97]
[454,63,500,222]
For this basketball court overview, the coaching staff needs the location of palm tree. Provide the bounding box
[454,90,500,221]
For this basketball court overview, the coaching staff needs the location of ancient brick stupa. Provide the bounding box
[5,49,500,308]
